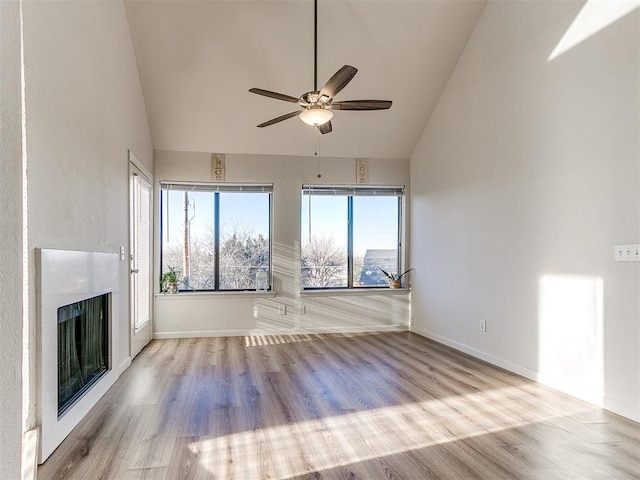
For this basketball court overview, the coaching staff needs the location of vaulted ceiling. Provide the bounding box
[124,0,486,159]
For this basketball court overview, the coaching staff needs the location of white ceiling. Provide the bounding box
[124,0,486,159]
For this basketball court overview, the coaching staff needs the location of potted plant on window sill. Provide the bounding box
[160,266,181,294]
[380,268,414,289]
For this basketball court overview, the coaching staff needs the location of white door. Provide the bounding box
[130,158,153,358]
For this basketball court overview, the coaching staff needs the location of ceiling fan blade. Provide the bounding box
[331,100,392,111]
[249,88,300,104]
[317,121,332,135]
[257,110,301,128]
[319,65,357,100]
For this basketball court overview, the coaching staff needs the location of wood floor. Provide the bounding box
[38,332,640,480]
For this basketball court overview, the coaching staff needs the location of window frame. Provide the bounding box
[301,185,405,290]
[160,181,273,293]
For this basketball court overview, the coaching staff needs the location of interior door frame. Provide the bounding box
[129,151,153,358]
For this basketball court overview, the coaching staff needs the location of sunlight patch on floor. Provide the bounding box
[243,331,387,347]
[188,383,590,478]
[243,334,315,347]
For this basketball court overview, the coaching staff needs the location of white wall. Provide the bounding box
[0,1,25,477]
[154,151,411,337]
[21,0,153,453]
[411,0,640,421]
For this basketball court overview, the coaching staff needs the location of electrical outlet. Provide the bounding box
[410,317,414,326]
[615,243,640,262]
[279,305,286,315]
[299,305,306,314]
[480,319,487,332]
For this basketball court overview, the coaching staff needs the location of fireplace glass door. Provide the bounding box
[57,293,109,417]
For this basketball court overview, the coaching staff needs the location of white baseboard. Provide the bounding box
[602,396,640,423]
[411,326,640,424]
[299,324,409,334]
[118,357,131,376]
[410,326,540,380]
[22,428,39,480]
[154,329,253,339]
[154,324,409,339]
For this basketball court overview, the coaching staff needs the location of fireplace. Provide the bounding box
[38,249,120,463]
[57,293,109,417]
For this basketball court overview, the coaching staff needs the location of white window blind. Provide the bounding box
[133,174,152,331]
[302,185,404,197]
[161,182,273,193]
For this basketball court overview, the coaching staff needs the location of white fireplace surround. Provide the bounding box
[37,249,120,463]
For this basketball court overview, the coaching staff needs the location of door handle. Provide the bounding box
[131,269,139,274]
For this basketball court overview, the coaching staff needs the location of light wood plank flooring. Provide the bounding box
[38,332,640,479]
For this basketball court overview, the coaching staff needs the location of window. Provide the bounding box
[301,185,404,289]
[160,183,272,291]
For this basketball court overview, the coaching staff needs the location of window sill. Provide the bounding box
[155,291,277,299]
[300,287,410,297]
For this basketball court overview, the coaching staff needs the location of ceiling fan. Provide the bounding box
[249,0,392,135]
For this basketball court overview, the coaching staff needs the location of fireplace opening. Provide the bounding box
[57,293,110,417]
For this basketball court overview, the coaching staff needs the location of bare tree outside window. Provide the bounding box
[301,236,347,288]
[219,227,269,290]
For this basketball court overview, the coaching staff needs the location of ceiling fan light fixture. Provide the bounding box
[299,106,333,126]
